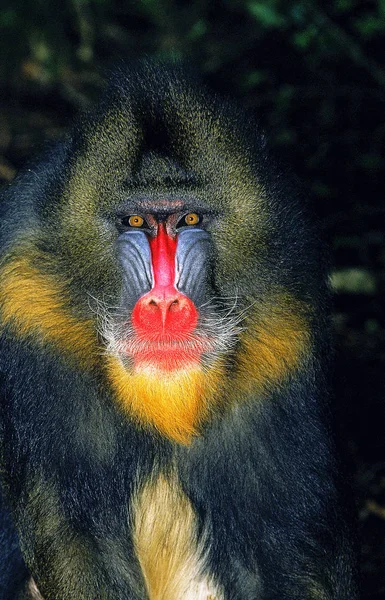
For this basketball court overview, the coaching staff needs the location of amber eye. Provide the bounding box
[184,213,201,226]
[127,215,144,228]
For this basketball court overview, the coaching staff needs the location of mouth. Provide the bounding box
[119,336,214,371]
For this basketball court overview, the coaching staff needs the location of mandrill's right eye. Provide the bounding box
[122,215,145,228]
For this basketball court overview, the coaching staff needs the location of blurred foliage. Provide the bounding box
[0,0,384,219]
[0,1,384,598]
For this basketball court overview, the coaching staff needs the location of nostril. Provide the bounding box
[169,299,179,312]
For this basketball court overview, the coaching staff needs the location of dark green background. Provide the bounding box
[0,1,384,597]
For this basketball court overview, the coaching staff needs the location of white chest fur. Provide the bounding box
[132,473,222,600]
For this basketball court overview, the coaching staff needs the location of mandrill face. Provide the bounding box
[101,206,241,443]
[114,213,219,372]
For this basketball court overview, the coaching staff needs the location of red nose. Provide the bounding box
[132,284,198,337]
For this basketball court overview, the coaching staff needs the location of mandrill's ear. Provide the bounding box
[0,61,357,600]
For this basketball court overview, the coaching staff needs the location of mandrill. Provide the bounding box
[0,62,357,599]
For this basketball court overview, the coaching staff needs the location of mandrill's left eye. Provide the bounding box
[177,213,202,229]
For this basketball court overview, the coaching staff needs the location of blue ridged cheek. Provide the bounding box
[118,228,213,310]
[118,230,153,307]
[175,229,213,307]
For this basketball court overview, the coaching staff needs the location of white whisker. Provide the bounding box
[88,290,256,363]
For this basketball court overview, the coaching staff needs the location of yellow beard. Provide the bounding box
[106,356,225,445]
